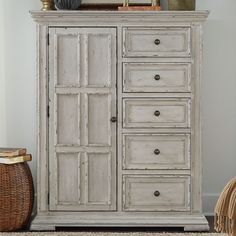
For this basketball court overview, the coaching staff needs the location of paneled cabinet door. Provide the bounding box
[48,28,117,211]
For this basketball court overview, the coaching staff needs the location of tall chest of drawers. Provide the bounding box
[31,11,209,231]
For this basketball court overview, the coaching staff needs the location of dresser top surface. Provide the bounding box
[30,10,209,24]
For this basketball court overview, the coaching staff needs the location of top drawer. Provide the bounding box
[123,27,191,58]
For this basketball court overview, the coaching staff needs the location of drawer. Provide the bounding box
[123,27,191,58]
[123,175,190,212]
[123,63,191,93]
[123,134,190,170]
[123,98,191,128]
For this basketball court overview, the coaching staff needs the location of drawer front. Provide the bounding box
[123,63,191,93]
[123,134,190,170]
[123,175,190,212]
[123,27,191,58]
[123,98,191,128]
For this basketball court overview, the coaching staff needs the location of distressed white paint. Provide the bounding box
[123,27,191,58]
[123,98,191,128]
[57,153,81,204]
[123,175,190,212]
[29,11,209,230]
[123,63,191,93]
[123,134,190,170]
[48,27,117,211]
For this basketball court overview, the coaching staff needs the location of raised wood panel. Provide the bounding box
[123,175,190,212]
[56,34,80,86]
[123,134,190,170]
[123,98,191,128]
[123,63,191,93]
[123,27,191,58]
[87,94,111,146]
[57,153,80,204]
[87,34,112,87]
[87,153,112,205]
[57,94,80,145]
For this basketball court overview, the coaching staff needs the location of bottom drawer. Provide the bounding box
[123,175,190,212]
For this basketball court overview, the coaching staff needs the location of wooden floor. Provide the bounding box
[55,216,215,233]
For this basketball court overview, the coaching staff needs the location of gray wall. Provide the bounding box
[0,0,236,215]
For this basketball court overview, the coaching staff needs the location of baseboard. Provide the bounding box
[31,213,209,231]
[203,193,220,216]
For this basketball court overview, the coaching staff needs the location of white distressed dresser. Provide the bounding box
[30,10,209,231]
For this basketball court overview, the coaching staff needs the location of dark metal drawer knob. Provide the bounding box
[110,117,117,123]
[154,39,160,45]
[154,149,160,155]
[154,74,161,81]
[154,110,161,117]
[154,191,160,197]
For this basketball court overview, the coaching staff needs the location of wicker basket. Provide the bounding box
[0,162,34,231]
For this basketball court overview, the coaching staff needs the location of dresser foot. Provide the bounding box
[30,216,56,231]
[184,224,210,232]
[30,224,56,231]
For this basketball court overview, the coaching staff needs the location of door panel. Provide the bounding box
[87,153,112,204]
[57,34,81,86]
[87,94,111,146]
[57,153,81,204]
[87,34,112,87]
[49,28,117,211]
[57,94,80,145]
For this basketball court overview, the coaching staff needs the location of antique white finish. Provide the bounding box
[30,10,209,231]
[123,27,191,58]
[123,175,190,212]
[123,134,190,170]
[123,63,191,93]
[123,98,191,128]
[48,27,117,211]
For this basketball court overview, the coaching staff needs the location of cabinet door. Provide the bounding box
[48,28,117,211]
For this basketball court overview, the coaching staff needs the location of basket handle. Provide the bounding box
[123,0,160,7]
